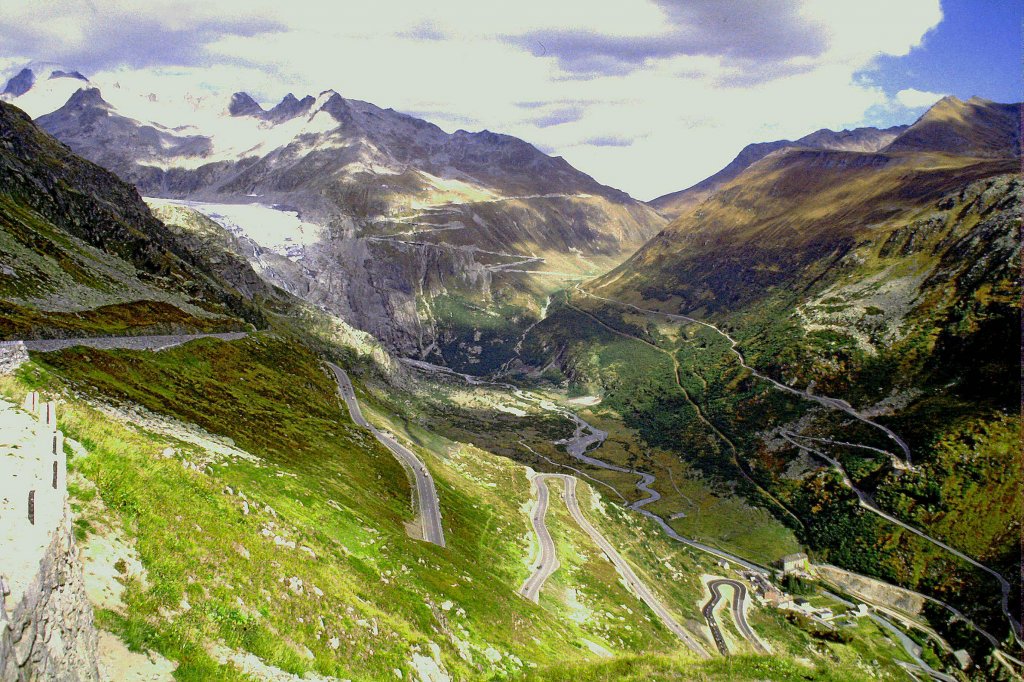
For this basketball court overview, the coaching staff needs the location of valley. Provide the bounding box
[0,52,1020,682]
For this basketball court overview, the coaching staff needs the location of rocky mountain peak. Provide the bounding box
[883,95,1021,158]
[318,92,356,125]
[3,62,92,98]
[64,87,109,110]
[266,92,315,122]
[2,68,35,97]
[49,69,88,82]
[228,91,264,117]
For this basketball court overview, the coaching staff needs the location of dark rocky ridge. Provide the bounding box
[2,68,35,97]
[0,100,275,327]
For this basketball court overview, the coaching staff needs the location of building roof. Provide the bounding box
[780,552,808,563]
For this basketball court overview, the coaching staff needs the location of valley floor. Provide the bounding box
[0,330,957,681]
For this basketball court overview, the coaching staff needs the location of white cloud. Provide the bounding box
[895,87,946,109]
[0,0,944,199]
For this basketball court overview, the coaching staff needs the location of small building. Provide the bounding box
[952,649,972,670]
[778,552,809,575]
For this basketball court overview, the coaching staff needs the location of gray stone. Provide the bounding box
[0,502,101,680]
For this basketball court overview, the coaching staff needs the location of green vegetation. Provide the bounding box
[512,169,1022,652]
[526,652,887,682]
[4,333,809,679]
[1,94,1008,679]
[428,291,540,374]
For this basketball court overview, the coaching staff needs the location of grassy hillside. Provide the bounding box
[1,335,924,679]
[1,82,1009,680]
[4,338,683,679]
[515,108,1022,659]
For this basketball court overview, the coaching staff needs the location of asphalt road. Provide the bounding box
[576,290,1024,645]
[577,290,913,464]
[15,332,249,353]
[519,475,560,603]
[701,582,730,656]
[328,362,446,547]
[400,356,772,576]
[782,431,1021,642]
[702,579,768,655]
[536,473,710,658]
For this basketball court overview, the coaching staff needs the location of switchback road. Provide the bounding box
[527,473,710,658]
[401,358,772,575]
[519,474,560,603]
[573,291,1022,643]
[328,363,446,547]
[576,290,913,464]
[702,578,769,655]
[782,431,1020,642]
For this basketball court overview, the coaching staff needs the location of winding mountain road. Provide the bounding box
[576,290,913,464]
[781,431,1021,642]
[328,363,446,547]
[573,290,1023,645]
[562,296,804,528]
[401,357,772,575]
[519,475,560,603]
[702,578,769,655]
[523,473,709,657]
[824,590,959,682]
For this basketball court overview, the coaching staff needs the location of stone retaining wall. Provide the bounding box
[0,394,100,681]
[0,341,28,375]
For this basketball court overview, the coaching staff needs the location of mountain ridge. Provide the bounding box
[649,123,910,220]
[11,63,665,369]
[649,96,1021,221]
[522,94,1024,648]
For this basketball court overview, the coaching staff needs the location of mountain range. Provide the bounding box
[520,93,1021,656]
[1,58,1021,681]
[4,63,664,369]
[648,123,909,220]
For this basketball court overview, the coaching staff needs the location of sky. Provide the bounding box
[0,0,1018,200]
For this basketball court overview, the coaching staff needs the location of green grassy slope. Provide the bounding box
[514,105,1022,657]
[0,327,929,678]
[3,337,707,679]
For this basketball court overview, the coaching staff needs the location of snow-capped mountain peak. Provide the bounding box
[1,62,93,117]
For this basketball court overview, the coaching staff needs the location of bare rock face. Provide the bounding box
[0,502,101,681]
[2,69,35,97]
[17,70,666,367]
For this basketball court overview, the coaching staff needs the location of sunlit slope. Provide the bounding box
[516,95,1022,651]
[0,335,907,681]
[597,148,1015,316]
